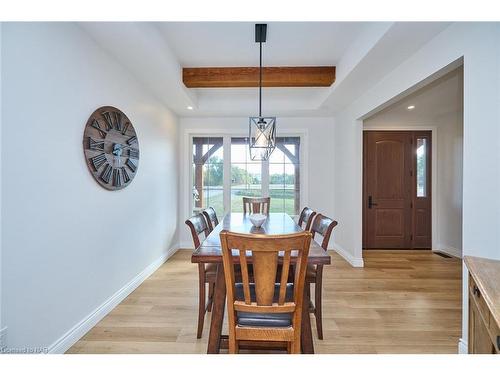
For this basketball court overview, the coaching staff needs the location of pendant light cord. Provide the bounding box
[259,40,262,118]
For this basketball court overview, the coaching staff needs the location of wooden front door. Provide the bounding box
[363,131,432,249]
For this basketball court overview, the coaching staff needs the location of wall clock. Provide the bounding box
[83,106,139,190]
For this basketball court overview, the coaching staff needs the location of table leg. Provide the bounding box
[207,263,226,354]
[301,280,314,354]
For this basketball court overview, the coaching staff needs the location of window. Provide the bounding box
[231,137,262,212]
[190,135,302,216]
[416,138,427,197]
[269,137,300,215]
[192,137,224,214]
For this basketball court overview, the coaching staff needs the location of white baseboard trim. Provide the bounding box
[434,244,462,259]
[332,242,364,268]
[48,244,179,354]
[458,338,468,354]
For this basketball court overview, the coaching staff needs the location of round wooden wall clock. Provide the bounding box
[83,106,139,190]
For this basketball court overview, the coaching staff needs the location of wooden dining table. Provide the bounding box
[191,212,331,354]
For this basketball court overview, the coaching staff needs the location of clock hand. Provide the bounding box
[93,140,135,149]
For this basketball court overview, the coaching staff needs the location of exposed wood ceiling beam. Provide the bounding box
[183,66,336,88]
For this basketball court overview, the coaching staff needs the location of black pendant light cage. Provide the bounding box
[249,24,276,161]
[249,116,276,160]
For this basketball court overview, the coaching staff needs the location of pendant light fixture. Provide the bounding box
[249,24,276,161]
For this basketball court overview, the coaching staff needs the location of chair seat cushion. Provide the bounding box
[234,283,293,328]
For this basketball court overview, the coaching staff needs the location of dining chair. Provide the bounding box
[202,207,219,233]
[185,213,217,338]
[220,230,312,354]
[307,213,337,340]
[242,197,271,215]
[298,207,316,231]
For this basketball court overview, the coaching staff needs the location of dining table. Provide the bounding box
[191,212,331,354]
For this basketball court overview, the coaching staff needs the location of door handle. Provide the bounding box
[368,196,378,209]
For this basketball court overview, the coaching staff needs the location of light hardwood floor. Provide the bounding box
[67,250,462,354]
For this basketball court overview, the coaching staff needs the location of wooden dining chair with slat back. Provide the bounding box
[307,213,337,340]
[185,213,217,338]
[220,230,312,354]
[298,207,316,231]
[202,207,219,233]
[242,197,271,215]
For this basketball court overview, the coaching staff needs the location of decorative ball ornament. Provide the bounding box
[83,106,139,190]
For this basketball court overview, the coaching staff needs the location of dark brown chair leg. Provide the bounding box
[314,265,324,340]
[207,281,214,312]
[301,280,314,353]
[197,264,206,339]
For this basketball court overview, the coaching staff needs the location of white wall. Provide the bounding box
[0,22,3,345]
[435,111,463,255]
[178,117,339,254]
[1,23,179,351]
[332,22,500,350]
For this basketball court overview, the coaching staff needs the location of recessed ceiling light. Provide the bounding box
[407,105,415,110]
[187,106,194,110]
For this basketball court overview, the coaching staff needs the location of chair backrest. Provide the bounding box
[202,207,219,233]
[242,197,271,215]
[298,207,316,231]
[310,213,338,250]
[185,213,210,249]
[220,230,311,325]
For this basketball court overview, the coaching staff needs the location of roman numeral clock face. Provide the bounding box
[83,106,139,190]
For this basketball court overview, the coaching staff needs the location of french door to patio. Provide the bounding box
[191,135,301,216]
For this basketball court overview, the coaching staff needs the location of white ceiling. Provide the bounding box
[79,22,453,117]
[321,22,453,113]
[364,66,463,126]
[156,22,369,67]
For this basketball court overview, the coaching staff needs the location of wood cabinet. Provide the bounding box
[465,256,500,354]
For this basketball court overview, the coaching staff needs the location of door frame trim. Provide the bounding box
[362,124,438,250]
